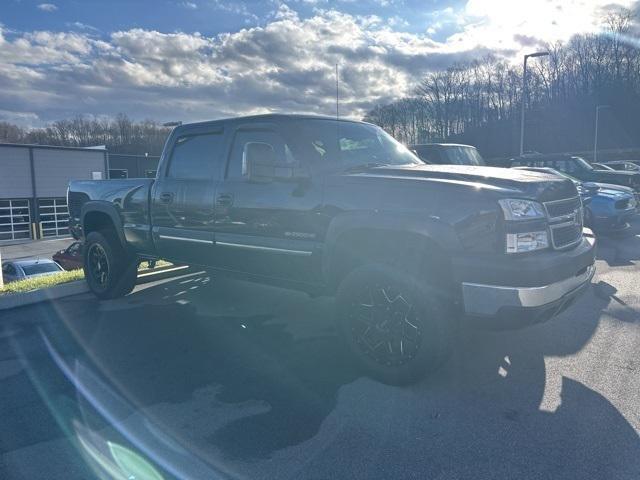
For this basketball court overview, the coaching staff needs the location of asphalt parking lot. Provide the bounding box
[1,222,639,480]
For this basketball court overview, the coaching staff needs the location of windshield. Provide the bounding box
[442,146,485,166]
[287,120,421,169]
[21,263,61,275]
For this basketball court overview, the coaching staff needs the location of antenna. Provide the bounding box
[335,63,339,121]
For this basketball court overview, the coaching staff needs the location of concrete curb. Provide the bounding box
[0,280,89,310]
[0,265,193,310]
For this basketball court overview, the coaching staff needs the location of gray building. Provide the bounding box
[0,143,107,243]
[108,153,160,179]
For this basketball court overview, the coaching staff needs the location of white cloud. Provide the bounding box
[448,0,637,53]
[37,3,58,12]
[180,1,198,9]
[66,21,99,32]
[0,1,635,125]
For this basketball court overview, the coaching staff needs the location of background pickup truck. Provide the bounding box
[511,153,640,192]
[68,114,596,384]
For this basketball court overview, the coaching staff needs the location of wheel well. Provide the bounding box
[84,211,117,239]
[327,229,451,292]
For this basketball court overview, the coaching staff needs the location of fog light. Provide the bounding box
[506,231,549,253]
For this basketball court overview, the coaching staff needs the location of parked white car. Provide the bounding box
[1,259,63,283]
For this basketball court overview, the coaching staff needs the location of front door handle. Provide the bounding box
[159,192,174,204]
[216,193,234,207]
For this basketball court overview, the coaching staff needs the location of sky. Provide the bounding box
[0,0,637,127]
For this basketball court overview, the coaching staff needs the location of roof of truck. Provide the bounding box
[179,113,368,130]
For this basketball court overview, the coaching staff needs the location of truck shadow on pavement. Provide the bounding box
[595,219,640,267]
[37,271,640,479]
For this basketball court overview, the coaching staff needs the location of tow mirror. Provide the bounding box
[245,142,277,183]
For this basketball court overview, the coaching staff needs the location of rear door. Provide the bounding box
[151,127,226,265]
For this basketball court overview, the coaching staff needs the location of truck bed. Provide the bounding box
[68,178,156,254]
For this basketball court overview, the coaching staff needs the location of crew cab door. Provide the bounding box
[212,124,323,284]
[151,127,226,265]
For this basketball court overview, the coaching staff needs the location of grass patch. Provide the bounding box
[138,259,172,271]
[0,260,174,295]
[0,269,85,295]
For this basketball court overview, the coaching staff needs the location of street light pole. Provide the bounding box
[519,51,550,156]
[594,105,610,164]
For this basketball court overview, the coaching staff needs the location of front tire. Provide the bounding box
[336,264,452,385]
[84,231,138,299]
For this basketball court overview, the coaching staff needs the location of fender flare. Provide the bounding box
[322,211,460,285]
[81,201,127,249]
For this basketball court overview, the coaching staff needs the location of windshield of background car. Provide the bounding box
[21,263,61,275]
[442,146,485,166]
[286,120,422,169]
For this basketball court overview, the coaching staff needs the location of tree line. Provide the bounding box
[0,114,170,155]
[364,8,640,160]
[2,9,639,160]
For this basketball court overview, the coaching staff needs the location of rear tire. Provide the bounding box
[84,231,138,299]
[335,263,452,385]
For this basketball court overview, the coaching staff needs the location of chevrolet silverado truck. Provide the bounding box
[68,114,596,384]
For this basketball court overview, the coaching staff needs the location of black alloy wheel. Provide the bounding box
[336,264,451,385]
[348,284,422,368]
[87,243,110,288]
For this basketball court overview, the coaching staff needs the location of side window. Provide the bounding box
[228,130,295,179]
[167,132,224,180]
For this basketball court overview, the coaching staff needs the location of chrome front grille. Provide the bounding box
[544,196,581,218]
[544,196,583,250]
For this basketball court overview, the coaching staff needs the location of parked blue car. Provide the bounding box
[514,167,637,232]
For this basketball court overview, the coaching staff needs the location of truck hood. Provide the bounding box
[342,164,577,202]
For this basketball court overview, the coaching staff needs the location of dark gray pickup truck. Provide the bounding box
[68,114,596,384]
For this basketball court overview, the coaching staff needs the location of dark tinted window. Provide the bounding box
[414,147,440,163]
[168,132,224,180]
[441,146,485,166]
[21,263,61,275]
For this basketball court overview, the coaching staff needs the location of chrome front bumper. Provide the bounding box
[461,263,596,317]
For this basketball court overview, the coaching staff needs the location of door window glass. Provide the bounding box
[168,132,225,180]
[228,130,294,178]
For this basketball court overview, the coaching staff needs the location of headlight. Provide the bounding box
[505,231,549,253]
[498,199,546,220]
